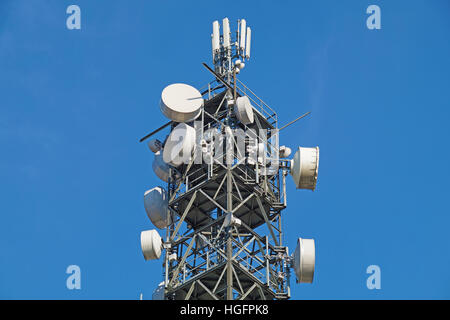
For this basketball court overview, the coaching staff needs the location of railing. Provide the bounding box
[235,78,277,127]
[198,78,278,128]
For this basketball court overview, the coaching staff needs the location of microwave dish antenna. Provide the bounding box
[291,147,320,191]
[152,282,165,300]
[144,186,170,229]
[160,83,203,123]
[152,151,170,182]
[234,96,254,125]
[293,238,316,284]
[148,139,163,153]
[162,123,196,167]
[140,229,162,261]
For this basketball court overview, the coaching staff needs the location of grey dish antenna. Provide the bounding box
[147,139,162,153]
[144,186,171,229]
[152,151,170,182]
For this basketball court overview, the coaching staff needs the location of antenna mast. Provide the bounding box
[139,18,320,300]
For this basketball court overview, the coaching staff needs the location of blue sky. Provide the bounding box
[0,0,449,299]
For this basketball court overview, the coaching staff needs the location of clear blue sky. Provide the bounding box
[0,0,449,299]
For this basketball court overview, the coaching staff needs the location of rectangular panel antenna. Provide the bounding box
[212,21,220,52]
[239,19,246,52]
[245,27,251,59]
[222,18,231,49]
[211,35,215,62]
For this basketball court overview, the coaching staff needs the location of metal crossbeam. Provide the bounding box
[169,235,196,288]
[171,191,197,241]
[198,280,220,300]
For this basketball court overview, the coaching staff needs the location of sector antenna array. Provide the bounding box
[138,18,321,300]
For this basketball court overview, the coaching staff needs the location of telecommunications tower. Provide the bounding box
[139,18,320,300]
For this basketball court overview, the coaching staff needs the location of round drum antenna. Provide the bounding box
[160,83,203,122]
[140,229,162,260]
[144,187,171,229]
[163,123,196,167]
[234,96,254,125]
[290,147,319,190]
[293,237,315,283]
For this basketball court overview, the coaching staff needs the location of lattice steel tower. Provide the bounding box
[139,18,320,300]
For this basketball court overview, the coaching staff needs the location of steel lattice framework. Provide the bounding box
[141,18,318,301]
[161,78,293,300]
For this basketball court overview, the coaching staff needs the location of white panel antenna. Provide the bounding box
[212,20,220,53]
[222,17,231,49]
[211,35,215,62]
[245,27,251,59]
[239,19,246,52]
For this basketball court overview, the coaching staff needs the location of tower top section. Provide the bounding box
[211,18,251,79]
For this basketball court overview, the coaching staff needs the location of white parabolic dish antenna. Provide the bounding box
[279,146,292,158]
[163,123,196,167]
[234,96,254,125]
[160,83,203,122]
[140,229,162,260]
[291,146,319,190]
[293,237,315,283]
[144,187,170,229]
[152,151,170,182]
[152,281,165,300]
